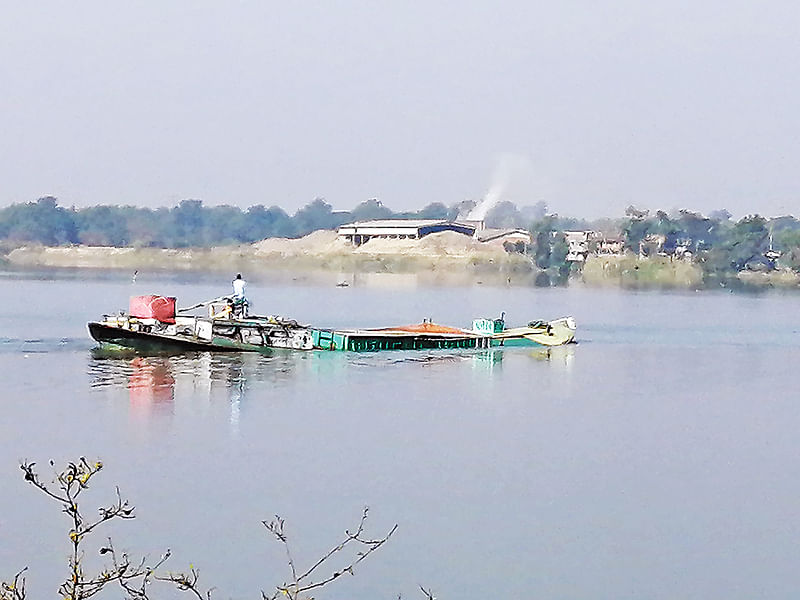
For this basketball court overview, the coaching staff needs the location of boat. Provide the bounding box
[87,294,576,353]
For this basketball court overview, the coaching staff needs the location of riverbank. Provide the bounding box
[4,231,537,285]
[6,233,800,290]
[580,255,800,290]
[581,255,704,289]
[736,269,800,287]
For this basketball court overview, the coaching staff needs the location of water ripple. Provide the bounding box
[0,337,93,354]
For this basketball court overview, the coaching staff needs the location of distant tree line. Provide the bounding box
[3,196,800,278]
[524,206,800,280]
[482,203,800,280]
[617,207,800,275]
[0,196,548,248]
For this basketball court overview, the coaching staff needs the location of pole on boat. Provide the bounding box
[177,296,231,313]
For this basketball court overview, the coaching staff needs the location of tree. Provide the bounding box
[625,205,649,220]
[650,211,683,254]
[170,200,206,247]
[349,199,393,222]
[292,198,347,236]
[773,218,800,271]
[675,209,716,251]
[416,202,449,220]
[709,208,732,222]
[621,215,651,252]
[6,458,189,600]
[447,200,476,221]
[549,232,570,282]
[0,197,78,246]
[262,509,396,600]
[74,206,130,246]
[520,201,548,223]
[245,205,296,239]
[724,215,770,270]
[205,204,249,244]
[530,216,557,269]
[2,458,399,600]
[485,201,522,228]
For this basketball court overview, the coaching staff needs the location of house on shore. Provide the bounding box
[596,237,625,256]
[565,231,626,262]
[564,231,591,262]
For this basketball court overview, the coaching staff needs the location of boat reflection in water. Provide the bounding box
[88,348,316,430]
[128,356,176,412]
[87,344,577,423]
[527,344,576,370]
[469,344,576,375]
[472,348,504,374]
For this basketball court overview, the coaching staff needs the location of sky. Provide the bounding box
[0,1,798,219]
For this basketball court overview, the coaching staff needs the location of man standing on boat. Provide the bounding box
[231,273,248,317]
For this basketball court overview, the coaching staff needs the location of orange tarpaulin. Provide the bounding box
[372,322,467,334]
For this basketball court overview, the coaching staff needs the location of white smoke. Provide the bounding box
[465,154,532,221]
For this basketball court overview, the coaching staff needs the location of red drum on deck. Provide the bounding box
[129,295,176,324]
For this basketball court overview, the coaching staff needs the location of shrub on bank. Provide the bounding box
[582,255,703,289]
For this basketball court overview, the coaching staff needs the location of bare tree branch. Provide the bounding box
[8,459,404,600]
[262,507,397,600]
[419,585,436,600]
[0,568,27,600]
[12,458,213,600]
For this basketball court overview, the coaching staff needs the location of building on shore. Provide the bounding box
[595,237,625,256]
[337,219,533,250]
[337,219,477,246]
[565,231,626,261]
[638,233,666,258]
[564,231,591,262]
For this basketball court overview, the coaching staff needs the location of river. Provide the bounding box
[1,269,799,599]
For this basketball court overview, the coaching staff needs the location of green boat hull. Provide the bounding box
[311,329,482,352]
[310,317,576,352]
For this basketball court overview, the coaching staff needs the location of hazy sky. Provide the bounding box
[1,1,798,218]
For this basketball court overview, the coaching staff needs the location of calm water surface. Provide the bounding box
[1,269,799,599]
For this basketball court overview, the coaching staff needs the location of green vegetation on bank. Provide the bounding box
[0,196,465,248]
[582,255,704,289]
[2,196,800,286]
[0,197,558,248]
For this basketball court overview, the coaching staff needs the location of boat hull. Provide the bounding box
[490,317,576,347]
[88,322,253,353]
[310,316,576,352]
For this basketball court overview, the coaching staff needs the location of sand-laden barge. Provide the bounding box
[88,295,576,353]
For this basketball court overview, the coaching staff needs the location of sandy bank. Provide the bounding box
[6,231,533,278]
